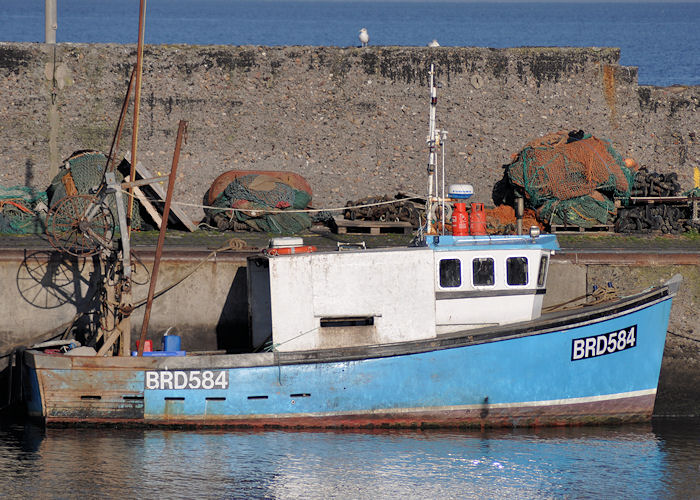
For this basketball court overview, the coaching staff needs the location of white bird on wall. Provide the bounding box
[359,28,369,47]
[428,39,440,47]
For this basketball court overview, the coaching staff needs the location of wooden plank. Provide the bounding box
[133,185,163,228]
[629,196,691,204]
[123,151,198,232]
[333,216,413,235]
[550,224,613,234]
[124,175,163,229]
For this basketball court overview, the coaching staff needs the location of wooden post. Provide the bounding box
[128,0,147,228]
[45,0,57,44]
[137,120,188,356]
[96,268,117,356]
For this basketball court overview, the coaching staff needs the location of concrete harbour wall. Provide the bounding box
[0,43,698,223]
[0,250,250,356]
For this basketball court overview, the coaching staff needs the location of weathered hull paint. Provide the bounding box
[23,288,673,429]
[36,392,657,429]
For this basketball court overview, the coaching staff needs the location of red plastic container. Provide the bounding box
[137,340,153,352]
[451,202,469,236]
[470,203,487,235]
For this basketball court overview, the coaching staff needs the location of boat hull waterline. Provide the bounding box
[24,288,673,428]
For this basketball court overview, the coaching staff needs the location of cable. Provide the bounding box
[114,185,420,215]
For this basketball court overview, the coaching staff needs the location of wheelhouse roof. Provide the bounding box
[423,234,560,252]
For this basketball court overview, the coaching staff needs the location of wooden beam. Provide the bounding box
[124,175,163,228]
[121,175,170,189]
[123,151,198,232]
[97,324,123,357]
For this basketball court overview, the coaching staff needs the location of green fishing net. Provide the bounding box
[47,151,145,231]
[0,186,48,234]
[507,131,635,226]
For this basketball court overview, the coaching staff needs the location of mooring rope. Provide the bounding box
[130,238,248,309]
[541,285,618,312]
[115,185,420,215]
[668,331,700,343]
[263,325,321,353]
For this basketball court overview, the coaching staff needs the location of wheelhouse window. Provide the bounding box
[537,256,548,287]
[506,257,528,286]
[472,258,495,286]
[439,259,461,288]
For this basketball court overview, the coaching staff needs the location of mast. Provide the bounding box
[425,63,447,235]
[128,0,147,232]
[425,64,438,235]
[117,0,147,355]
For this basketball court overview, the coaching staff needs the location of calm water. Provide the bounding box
[1,1,699,86]
[0,417,698,499]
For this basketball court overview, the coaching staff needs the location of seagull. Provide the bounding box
[359,28,369,47]
[428,39,440,47]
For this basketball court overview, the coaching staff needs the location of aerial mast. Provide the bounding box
[425,64,437,234]
[425,63,447,235]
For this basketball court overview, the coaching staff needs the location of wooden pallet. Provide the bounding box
[550,224,614,234]
[333,217,414,235]
[628,196,699,222]
[629,196,692,204]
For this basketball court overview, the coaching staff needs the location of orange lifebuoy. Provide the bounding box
[265,245,317,256]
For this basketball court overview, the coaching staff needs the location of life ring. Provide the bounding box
[425,203,454,234]
[265,245,317,256]
[429,203,453,224]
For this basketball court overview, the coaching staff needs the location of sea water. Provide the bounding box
[1,1,699,86]
[0,417,698,498]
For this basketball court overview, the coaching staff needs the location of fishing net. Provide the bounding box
[0,186,48,234]
[507,131,635,226]
[207,170,313,203]
[485,205,543,234]
[206,172,313,233]
[537,192,617,228]
[47,151,145,231]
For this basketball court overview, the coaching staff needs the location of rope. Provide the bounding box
[542,285,618,312]
[130,238,247,309]
[0,200,34,214]
[114,185,418,215]
[668,331,700,343]
[263,325,320,352]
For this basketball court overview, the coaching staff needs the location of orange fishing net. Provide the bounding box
[508,130,634,205]
[505,130,637,227]
[485,205,543,235]
[207,170,312,205]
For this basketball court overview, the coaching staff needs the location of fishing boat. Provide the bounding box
[21,65,678,428]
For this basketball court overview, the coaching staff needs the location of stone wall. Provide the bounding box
[1,43,698,223]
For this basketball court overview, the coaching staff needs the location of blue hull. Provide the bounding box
[23,287,673,428]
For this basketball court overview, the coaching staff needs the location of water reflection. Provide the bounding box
[0,419,697,499]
